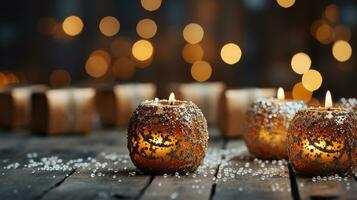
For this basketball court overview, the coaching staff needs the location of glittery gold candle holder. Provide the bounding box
[288,92,356,176]
[337,98,357,170]
[128,93,209,174]
[244,88,307,160]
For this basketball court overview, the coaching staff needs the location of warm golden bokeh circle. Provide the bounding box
[49,69,71,87]
[220,43,242,65]
[324,4,338,24]
[276,0,295,8]
[132,40,154,61]
[136,19,157,39]
[316,23,333,44]
[62,16,84,36]
[182,44,204,64]
[191,61,212,82]
[85,56,109,78]
[99,16,120,37]
[291,52,311,74]
[302,69,323,92]
[90,49,111,65]
[113,57,136,80]
[332,40,352,62]
[141,0,162,11]
[183,23,204,44]
[292,82,312,102]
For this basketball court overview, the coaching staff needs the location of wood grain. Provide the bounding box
[295,174,357,200]
[213,140,293,200]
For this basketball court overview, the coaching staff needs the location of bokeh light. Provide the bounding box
[141,0,162,11]
[132,40,154,61]
[85,56,109,78]
[220,43,242,65]
[292,82,312,102]
[308,98,320,107]
[332,40,352,62]
[182,44,204,64]
[90,49,111,65]
[310,20,323,37]
[49,69,71,87]
[99,16,120,37]
[291,52,311,74]
[0,73,8,86]
[183,23,204,44]
[302,69,323,92]
[315,23,333,44]
[62,16,84,36]
[112,57,136,80]
[276,0,295,8]
[136,18,157,39]
[111,38,131,58]
[191,61,212,82]
[324,4,338,24]
[6,73,19,84]
[0,72,19,86]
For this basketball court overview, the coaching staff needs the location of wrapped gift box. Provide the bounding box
[169,82,226,125]
[96,83,156,127]
[31,88,95,135]
[0,85,47,129]
[218,88,276,138]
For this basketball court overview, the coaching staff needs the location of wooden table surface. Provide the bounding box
[0,127,356,200]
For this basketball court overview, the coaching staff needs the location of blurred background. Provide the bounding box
[0,0,356,99]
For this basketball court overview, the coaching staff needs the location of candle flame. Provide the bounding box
[325,90,333,108]
[277,87,285,100]
[168,92,175,105]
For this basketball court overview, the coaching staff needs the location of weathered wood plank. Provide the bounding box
[140,137,224,200]
[41,131,153,200]
[213,140,292,200]
[0,130,29,152]
[0,129,124,200]
[0,169,75,200]
[295,173,357,200]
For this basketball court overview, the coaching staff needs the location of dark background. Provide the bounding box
[0,0,356,98]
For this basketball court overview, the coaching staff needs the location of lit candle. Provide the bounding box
[244,87,307,160]
[128,92,209,174]
[288,91,356,176]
